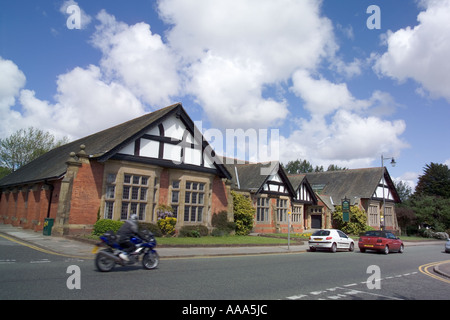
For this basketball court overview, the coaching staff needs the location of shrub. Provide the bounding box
[211,211,235,236]
[179,225,209,237]
[156,204,177,236]
[157,217,177,236]
[92,219,124,236]
[232,191,255,235]
[138,222,163,237]
[332,205,368,235]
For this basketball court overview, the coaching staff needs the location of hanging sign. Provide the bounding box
[342,197,350,222]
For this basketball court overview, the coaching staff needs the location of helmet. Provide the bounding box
[130,214,138,221]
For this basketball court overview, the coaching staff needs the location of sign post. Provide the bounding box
[342,197,350,223]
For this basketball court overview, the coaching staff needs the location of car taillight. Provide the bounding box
[326,236,332,240]
[359,238,362,242]
[309,236,311,240]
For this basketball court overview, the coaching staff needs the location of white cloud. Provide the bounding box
[50,65,145,138]
[158,0,337,129]
[279,109,408,168]
[285,69,408,167]
[291,69,370,117]
[2,62,145,141]
[91,10,181,107]
[374,0,450,102]
[0,57,26,111]
[0,57,27,137]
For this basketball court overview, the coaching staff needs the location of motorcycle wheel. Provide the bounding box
[95,250,116,272]
[142,251,159,270]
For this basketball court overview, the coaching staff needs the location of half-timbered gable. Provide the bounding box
[0,103,232,235]
[306,168,401,231]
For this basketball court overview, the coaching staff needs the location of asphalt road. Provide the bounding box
[0,235,448,301]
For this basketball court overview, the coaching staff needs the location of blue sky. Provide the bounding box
[1,0,450,190]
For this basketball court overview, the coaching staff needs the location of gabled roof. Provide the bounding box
[287,174,318,204]
[305,167,401,205]
[0,103,231,188]
[224,160,295,197]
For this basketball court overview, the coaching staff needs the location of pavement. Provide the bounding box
[0,223,449,278]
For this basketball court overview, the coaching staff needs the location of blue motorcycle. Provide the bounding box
[93,229,159,272]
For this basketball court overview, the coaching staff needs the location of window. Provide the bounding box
[171,180,180,218]
[104,201,114,219]
[369,205,379,226]
[384,206,393,227]
[104,174,116,219]
[256,197,269,222]
[276,198,288,222]
[292,205,302,223]
[184,181,205,222]
[121,174,149,221]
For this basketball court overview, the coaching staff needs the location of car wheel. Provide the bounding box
[398,244,404,253]
[309,247,316,252]
[383,245,389,255]
[349,242,354,252]
[330,243,337,253]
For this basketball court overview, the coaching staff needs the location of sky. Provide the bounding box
[1,0,450,190]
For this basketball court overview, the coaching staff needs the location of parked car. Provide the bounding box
[358,230,404,254]
[445,238,450,253]
[308,229,354,253]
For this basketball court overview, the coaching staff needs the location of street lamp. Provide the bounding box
[380,155,396,230]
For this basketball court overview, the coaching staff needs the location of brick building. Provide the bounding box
[0,103,231,235]
[0,103,401,235]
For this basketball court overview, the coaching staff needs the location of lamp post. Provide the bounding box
[380,155,396,231]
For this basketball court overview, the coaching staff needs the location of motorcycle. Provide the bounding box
[93,229,159,272]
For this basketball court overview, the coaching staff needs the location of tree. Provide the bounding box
[408,195,450,232]
[394,180,413,202]
[283,159,315,174]
[415,163,450,199]
[283,159,347,174]
[0,127,68,177]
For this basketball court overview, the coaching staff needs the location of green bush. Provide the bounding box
[211,211,235,236]
[332,205,368,235]
[138,222,163,237]
[232,191,255,235]
[179,225,209,237]
[92,219,124,236]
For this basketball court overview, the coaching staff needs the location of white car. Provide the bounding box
[445,238,450,253]
[308,229,355,253]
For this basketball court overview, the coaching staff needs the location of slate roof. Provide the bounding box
[305,167,400,205]
[0,103,230,188]
[224,160,295,196]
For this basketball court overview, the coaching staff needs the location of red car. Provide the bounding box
[358,230,404,254]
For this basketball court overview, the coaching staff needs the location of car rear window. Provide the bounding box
[312,230,330,236]
[364,230,386,237]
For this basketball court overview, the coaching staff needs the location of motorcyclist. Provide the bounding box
[117,214,142,261]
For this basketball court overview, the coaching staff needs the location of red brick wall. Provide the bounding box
[13,190,26,227]
[68,161,104,228]
[158,168,169,205]
[211,177,229,214]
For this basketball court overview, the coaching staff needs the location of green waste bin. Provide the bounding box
[43,218,54,236]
